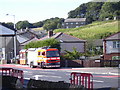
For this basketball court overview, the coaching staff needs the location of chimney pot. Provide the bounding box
[48,30,53,38]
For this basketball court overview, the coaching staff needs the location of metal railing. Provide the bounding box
[1,68,24,84]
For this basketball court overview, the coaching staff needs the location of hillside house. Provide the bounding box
[103,32,120,60]
[62,18,86,28]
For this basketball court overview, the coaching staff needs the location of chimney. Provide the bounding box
[48,30,53,38]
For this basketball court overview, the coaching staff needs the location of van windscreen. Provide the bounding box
[46,50,59,57]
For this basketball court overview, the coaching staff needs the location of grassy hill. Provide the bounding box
[32,27,43,31]
[54,20,119,40]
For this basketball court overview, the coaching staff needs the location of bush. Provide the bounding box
[24,38,60,51]
[62,48,84,60]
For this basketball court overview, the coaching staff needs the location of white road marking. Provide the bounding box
[36,71,55,74]
[24,78,30,80]
[32,75,62,80]
[23,71,28,73]
[93,80,104,83]
[108,72,119,75]
[66,70,119,76]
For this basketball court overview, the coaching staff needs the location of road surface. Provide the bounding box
[0,64,120,89]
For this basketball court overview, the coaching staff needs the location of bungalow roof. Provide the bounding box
[0,24,15,36]
[40,32,86,42]
[103,32,120,41]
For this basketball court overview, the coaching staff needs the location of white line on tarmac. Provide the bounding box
[33,75,62,79]
[66,71,119,76]
[24,78,30,80]
[93,80,104,83]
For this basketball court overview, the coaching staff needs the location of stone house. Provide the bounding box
[62,18,86,28]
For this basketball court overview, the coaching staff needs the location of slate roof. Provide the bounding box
[20,32,86,47]
[0,24,15,36]
[103,32,120,41]
[20,37,37,45]
[40,32,86,42]
[17,34,31,44]
[64,18,86,22]
[17,30,38,44]
[93,39,103,46]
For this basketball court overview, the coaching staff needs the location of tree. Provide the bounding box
[16,20,32,30]
[86,2,103,21]
[99,2,120,20]
[1,22,14,30]
[24,38,60,51]
[32,21,43,28]
[68,2,103,23]
[43,17,64,31]
[43,20,57,31]
[67,1,120,23]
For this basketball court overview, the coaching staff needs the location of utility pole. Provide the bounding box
[6,14,17,63]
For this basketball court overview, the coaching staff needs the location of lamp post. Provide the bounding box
[6,14,17,63]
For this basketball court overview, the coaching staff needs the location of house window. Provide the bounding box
[76,26,79,28]
[81,22,84,24]
[66,26,69,28]
[71,23,73,24]
[76,22,78,24]
[113,41,120,48]
[66,23,68,25]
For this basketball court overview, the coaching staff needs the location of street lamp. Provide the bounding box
[6,14,15,29]
[6,14,17,63]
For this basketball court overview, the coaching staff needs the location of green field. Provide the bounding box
[54,20,119,40]
[32,27,43,31]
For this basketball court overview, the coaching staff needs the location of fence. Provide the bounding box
[1,68,24,84]
[70,72,93,90]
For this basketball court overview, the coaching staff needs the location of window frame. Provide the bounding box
[113,41,120,48]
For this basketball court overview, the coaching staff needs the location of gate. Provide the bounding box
[70,72,93,90]
[1,68,24,84]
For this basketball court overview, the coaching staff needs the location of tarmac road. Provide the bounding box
[0,64,120,89]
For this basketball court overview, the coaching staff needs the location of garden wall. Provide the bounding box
[60,59,101,67]
[60,59,120,67]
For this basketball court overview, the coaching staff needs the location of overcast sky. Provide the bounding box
[0,0,92,23]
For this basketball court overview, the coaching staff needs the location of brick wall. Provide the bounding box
[104,53,120,60]
[60,59,101,67]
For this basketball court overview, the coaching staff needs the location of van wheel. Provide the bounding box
[30,62,34,68]
[41,62,44,69]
